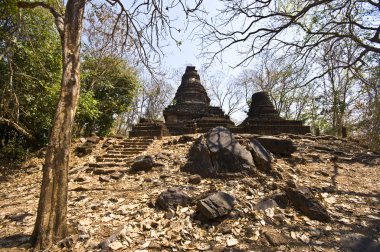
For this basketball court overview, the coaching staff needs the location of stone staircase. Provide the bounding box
[88,137,154,174]
[129,121,170,138]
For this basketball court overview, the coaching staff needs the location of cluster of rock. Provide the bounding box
[130,66,311,137]
[149,126,330,225]
[181,126,295,178]
[75,135,101,156]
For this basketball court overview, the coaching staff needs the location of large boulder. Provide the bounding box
[197,192,235,219]
[256,136,296,155]
[181,127,254,177]
[286,185,331,222]
[248,139,272,173]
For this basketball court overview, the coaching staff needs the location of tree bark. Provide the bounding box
[30,0,86,249]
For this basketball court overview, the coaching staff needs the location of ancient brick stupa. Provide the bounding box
[239,91,310,134]
[163,66,234,135]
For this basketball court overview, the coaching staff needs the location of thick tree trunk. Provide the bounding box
[30,0,86,249]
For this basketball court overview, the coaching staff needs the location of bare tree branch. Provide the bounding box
[0,117,34,141]
[17,1,64,38]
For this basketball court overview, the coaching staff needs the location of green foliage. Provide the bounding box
[0,2,62,146]
[0,131,30,160]
[76,55,140,136]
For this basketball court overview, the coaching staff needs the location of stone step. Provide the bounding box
[96,157,132,162]
[129,130,163,137]
[101,154,135,158]
[106,150,145,155]
[89,162,132,168]
[106,146,147,150]
[104,141,152,146]
[92,167,127,175]
[132,125,162,130]
[114,141,153,145]
[108,145,148,149]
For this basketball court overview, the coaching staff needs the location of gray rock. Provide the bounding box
[99,175,111,182]
[271,193,289,208]
[254,199,278,210]
[263,229,290,246]
[110,172,124,180]
[130,155,154,172]
[248,139,272,173]
[182,127,254,177]
[188,174,202,184]
[178,134,196,143]
[285,186,331,222]
[156,187,192,210]
[197,191,235,219]
[86,135,100,144]
[341,233,380,252]
[256,136,296,155]
[75,145,93,156]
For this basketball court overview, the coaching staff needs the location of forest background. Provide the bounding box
[1,0,379,161]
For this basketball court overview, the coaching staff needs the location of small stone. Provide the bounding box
[219,225,233,234]
[99,175,111,182]
[196,243,211,251]
[130,155,155,172]
[198,191,234,219]
[86,135,100,144]
[226,237,239,247]
[144,178,152,182]
[164,212,176,219]
[160,174,170,179]
[110,172,124,180]
[254,199,278,210]
[108,241,123,250]
[148,241,161,249]
[263,229,289,246]
[156,187,192,210]
[74,177,86,182]
[188,174,202,184]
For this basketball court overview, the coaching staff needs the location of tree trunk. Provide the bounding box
[31,0,86,249]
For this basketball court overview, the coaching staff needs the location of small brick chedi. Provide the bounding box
[163,66,234,135]
[238,91,310,135]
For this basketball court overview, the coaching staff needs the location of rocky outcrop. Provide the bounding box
[181,127,254,177]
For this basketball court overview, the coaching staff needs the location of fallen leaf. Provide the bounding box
[226,237,239,247]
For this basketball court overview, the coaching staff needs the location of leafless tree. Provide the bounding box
[17,0,202,249]
[319,40,365,136]
[233,51,311,119]
[144,74,174,120]
[194,0,380,83]
[203,71,243,117]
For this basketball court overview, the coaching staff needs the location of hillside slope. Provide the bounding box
[0,133,379,251]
